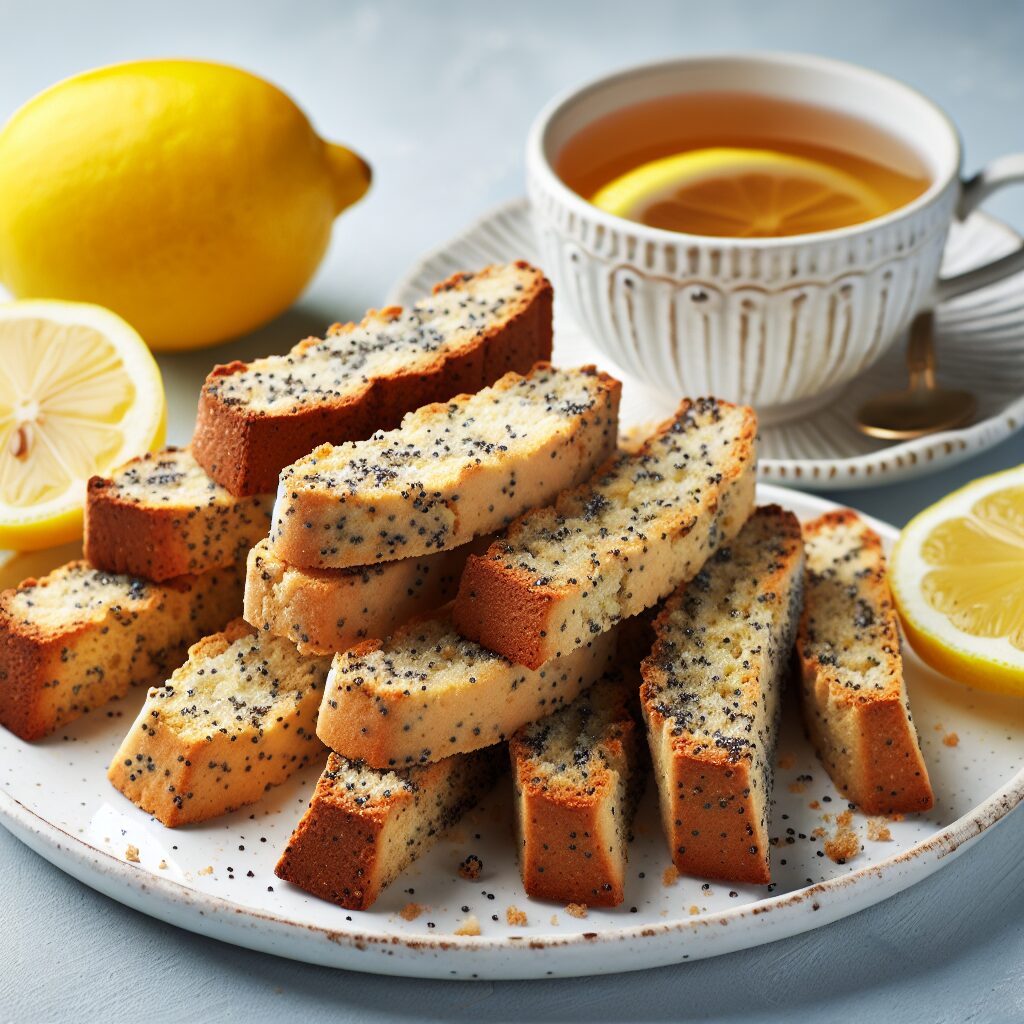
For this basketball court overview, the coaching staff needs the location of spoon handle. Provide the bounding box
[906,311,937,391]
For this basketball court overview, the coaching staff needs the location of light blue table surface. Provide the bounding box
[2,1,1022,1021]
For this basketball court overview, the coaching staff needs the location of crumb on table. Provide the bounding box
[565,902,588,919]
[457,854,482,880]
[125,845,140,863]
[454,915,480,936]
[506,905,528,927]
[867,818,892,842]
[823,810,860,864]
[399,902,424,921]
[943,732,960,747]
[662,864,680,887]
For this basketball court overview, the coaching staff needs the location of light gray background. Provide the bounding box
[1,1,1022,1021]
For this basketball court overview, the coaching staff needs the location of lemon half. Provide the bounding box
[891,465,1024,696]
[0,300,165,550]
[590,147,888,237]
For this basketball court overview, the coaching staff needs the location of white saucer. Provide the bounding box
[390,199,1024,490]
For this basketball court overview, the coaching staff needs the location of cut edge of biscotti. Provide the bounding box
[317,603,618,768]
[108,618,331,826]
[797,509,934,816]
[453,396,758,669]
[0,560,244,741]
[274,746,505,910]
[509,668,646,907]
[243,534,491,656]
[85,446,273,581]
[269,362,622,569]
[640,505,805,885]
[192,261,554,496]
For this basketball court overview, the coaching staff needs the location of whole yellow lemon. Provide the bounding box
[0,60,370,351]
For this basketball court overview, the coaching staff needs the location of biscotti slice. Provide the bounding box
[108,620,330,826]
[509,671,645,907]
[640,506,805,885]
[85,447,273,581]
[244,534,490,656]
[453,397,758,669]
[0,562,243,741]
[318,606,617,768]
[270,363,621,568]
[275,746,504,910]
[797,510,933,815]
[193,262,553,495]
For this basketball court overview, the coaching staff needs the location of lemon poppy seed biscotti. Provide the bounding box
[797,510,933,815]
[317,605,618,768]
[275,746,505,910]
[640,505,805,886]
[85,447,273,581]
[243,534,492,656]
[453,397,758,670]
[509,669,646,907]
[0,562,243,741]
[108,619,331,826]
[193,261,554,496]
[269,363,621,569]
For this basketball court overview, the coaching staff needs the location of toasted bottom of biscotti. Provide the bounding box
[108,620,331,826]
[0,561,243,741]
[318,606,618,768]
[510,671,645,907]
[641,506,805,885]
[798,510,933,815]
[275,746,504,910]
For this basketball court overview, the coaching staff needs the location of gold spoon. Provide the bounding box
[856,311,976,440]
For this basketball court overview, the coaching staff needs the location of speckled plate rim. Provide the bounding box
[388,198,1024,490]
[0,485,1021,979]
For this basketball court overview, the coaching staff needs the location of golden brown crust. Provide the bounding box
[0,628,58,741]
[84,450,271,581]
[192,262,553,496]
[797,510,934,816]
[268,364,621,570]
[317,613,617,768]
[645,729,769,885]
[85,477,185,580]
[107,618,327,827]
[509,674,644,906]
[0,563,244,741]
[512,734,639,906]
[453,398,758,669]
[275,773,394,911]
[275,748,504,910]
[640,506,805,885]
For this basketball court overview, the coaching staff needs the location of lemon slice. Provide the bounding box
[891,465,1024,696]
[590,147,889,237]
[0,301,165,551]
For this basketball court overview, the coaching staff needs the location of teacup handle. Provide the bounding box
[936,154,1024,301]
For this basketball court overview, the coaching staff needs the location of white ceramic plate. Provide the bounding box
[389,199,1024,490]
[1,483,1020,979]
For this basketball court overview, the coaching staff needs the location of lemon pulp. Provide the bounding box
[0,301,165,550]
[919,485,1024,650]
[891,465,1024,696]
[590,147,889,237]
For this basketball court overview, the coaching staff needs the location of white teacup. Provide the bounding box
[526,53,1024,423]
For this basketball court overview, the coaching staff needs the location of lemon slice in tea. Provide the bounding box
[0,300,165,550]
[590,147,889,237]
[891,465,1024,696]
